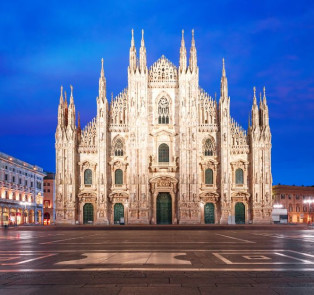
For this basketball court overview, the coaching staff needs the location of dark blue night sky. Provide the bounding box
[0,0,313,185]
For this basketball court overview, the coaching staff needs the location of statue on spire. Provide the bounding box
[220,58,228,100]
[129,29,137,72]
[189,29,197,72]
[179,29,187,72]
[139,29,147,72]
[99,58,106,101]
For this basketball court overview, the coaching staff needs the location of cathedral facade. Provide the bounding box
[55,30,272,225]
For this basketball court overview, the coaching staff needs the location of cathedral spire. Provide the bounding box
[59,85,64,105]
[70,85,74,105]
[251,86,259,128]
[189,29,197,72]
[129,29,137,73]
[139,29,147,73]
[179,29,187,73]
[220,58,228,100]
[263,86,267,105]
[64,91,67,108]
[99,58,106,102]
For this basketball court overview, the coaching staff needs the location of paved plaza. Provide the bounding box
[1,226,314,294]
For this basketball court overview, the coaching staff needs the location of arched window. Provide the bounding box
[204,138,214,156]
[235,168,244,185]
[303,206,307,212]
[114,139,123,156]
[158,97,169,124]
[115,169,123,185]
[205,169,213,185]
[84,169,92,185]
[289,204,293,212]
[158,143,169,163]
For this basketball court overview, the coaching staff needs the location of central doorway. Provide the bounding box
[114,203,124,224]
[157,192,172,224]
[83,203,94,224]
[204,203,215,224]
[235,202,245,224]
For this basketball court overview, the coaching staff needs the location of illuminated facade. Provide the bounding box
[55,30,272,225]
[273,185,314,223]
[0,152,45,226]
[43,172,55,225]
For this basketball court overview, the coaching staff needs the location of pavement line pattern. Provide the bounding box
[215,233,255,243]
[2,267,314,272]
[40,234,99,245]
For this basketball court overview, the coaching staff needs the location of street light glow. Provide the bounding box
[273,204,283,209]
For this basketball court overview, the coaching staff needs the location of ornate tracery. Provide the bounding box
[158,97,170,124]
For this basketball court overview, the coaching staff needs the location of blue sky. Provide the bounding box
[0,0,313,185]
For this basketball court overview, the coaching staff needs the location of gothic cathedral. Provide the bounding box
[55,30,272,225]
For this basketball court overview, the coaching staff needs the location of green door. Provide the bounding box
[83,203,94,224]
[114,203,124,224]
[157,193,172,224]
[204,203,215,224]
[235,202,245,224]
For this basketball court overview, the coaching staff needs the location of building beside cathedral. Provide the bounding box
[55,30,272,225]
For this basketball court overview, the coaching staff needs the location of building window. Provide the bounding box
[205,168,213,185]
[5,174,8,181]
[47,183,50,186]
[31,182,33,187]
[36,182,42,189]
[158,97,169,124]
[114,139,124,156]
[303,206,307,212]
[235,168,244,185]
[288,195,292,200]
[44,200,50,208]
[115,169,123,185]
[158,143,169,163]
[19,178,22,185]
[12,176,15,183]
[288,204,293,212]
[47,189,50,193]
[25,180,27,186]
[84,169,92,185]
[296,195,300,200]
[296,205,300,212]
[281,194,285,199]
[204,138,214,156]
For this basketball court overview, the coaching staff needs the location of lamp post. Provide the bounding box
[20,201,31,225]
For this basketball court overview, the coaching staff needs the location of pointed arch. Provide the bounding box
[112,136,125,157]
[203,136,215,156]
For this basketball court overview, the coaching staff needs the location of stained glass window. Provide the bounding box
[115,169,123,185]
[158,143,169,163]
[205,169,213,185]
[235,168,244,185]
[84,169,92,185]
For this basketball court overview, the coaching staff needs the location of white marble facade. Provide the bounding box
[55,30,272,225]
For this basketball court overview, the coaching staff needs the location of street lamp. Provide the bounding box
[20,201,31,224]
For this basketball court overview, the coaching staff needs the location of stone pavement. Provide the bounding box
[0,227,314,294]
